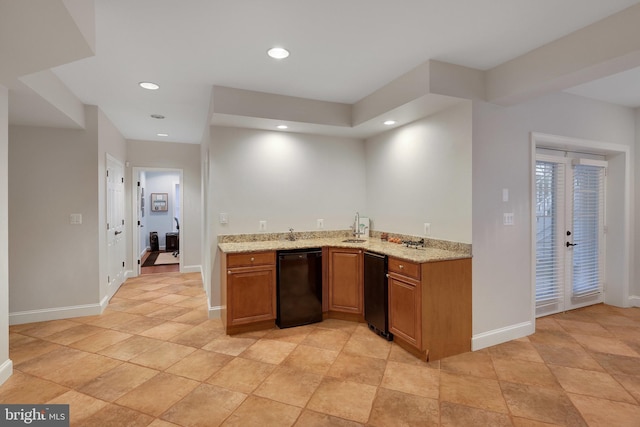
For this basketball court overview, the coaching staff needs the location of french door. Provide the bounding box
[535,154,606,317]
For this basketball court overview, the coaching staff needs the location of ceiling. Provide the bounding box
[8,0,640,143]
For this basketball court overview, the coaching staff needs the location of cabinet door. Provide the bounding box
[388,273,421,349]
[328,248,363,314]
[227,266,276,326]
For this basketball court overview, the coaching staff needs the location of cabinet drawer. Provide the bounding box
[388,257,421,280]
[227,251,275,268]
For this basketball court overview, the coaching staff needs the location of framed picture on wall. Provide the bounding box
[151,193,168,211]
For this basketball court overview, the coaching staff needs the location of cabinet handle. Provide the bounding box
[399,265,404,269]
[227,270,231,275]
[386,274,389,278]
[250,257,255,262]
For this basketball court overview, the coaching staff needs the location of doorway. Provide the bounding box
[535,152,606,316]
[132,167,183,276]
[530,132,632,319]
[107,154,126,292]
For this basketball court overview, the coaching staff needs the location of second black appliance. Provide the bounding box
[364,251,393,340]
[276,248,323,328]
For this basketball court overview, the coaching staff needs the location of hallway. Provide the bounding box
[140,250,180,275]
[1,272,639,425]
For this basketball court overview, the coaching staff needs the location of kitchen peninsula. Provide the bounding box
[218,231,471,361]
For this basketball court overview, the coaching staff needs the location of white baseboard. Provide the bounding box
[208,304,222,319]
[182,264,201,274]
[103,275,128,312]
[100,295,110,313]
[472,320,535,351]
[629,295,640,307]
[9,303,103,325]
[0,358,13,386]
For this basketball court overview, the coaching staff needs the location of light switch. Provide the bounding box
[502,188,509,202]
[259,220,267,231]
[70,213,82,225]
[503,213,514,226]
[317,219,324,229]
[219,213,228,224]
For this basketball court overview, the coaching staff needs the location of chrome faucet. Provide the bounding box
[353,212,363,238]
[288,227,296,241]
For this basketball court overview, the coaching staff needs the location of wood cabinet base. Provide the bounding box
[225,319,275,335]
[221,251,277,335]
[393,335,429,362]
[388,257,471,362]
[324,311,365,323]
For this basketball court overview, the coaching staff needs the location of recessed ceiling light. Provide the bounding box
[276,125,288,130]
[267,47,290,59]
[150,114,165,119]
[139,81,160,90]
[384,120,396,126]
[157,133,169,137]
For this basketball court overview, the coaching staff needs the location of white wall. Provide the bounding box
[364,101,472,243]
[472,92,636,348]
[635,108,640,303]
[7,106,126,322]
[208,126,367,315]
[144,171,180,249]
[211,127,367,234]
[126,140,201,271]
[0,86,11,385]
[201,112,213,306]
[8,109,100,317]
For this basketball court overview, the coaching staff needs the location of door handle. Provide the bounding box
[115,230,122,235]
[566,242,577,247]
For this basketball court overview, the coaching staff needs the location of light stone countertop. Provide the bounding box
[218,237,471,263]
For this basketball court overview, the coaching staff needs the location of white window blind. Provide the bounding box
[535,160,564,308]
[571,163,605,298]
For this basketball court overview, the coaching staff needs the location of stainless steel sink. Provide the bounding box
[342,239,367,243]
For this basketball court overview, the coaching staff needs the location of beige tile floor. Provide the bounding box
[2,272,640,426]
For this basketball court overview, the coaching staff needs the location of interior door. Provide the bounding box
[136,178,143,275]
[107,155,126,290]
[535,154,606,317]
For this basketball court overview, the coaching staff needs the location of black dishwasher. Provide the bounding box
[364,251,393,340]
[276,248,323,328]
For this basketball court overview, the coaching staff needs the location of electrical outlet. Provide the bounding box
[259,220,267,231]
[424,222,431,236]
[219,213,228,224]
[503,213,514,226]
[317,219,324,229]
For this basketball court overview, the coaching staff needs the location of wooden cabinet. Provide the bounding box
[221,251,276,334]
[219,246,470,360]
[388,256,471,361]
[327,247,363,318]
[388,268,422,348]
